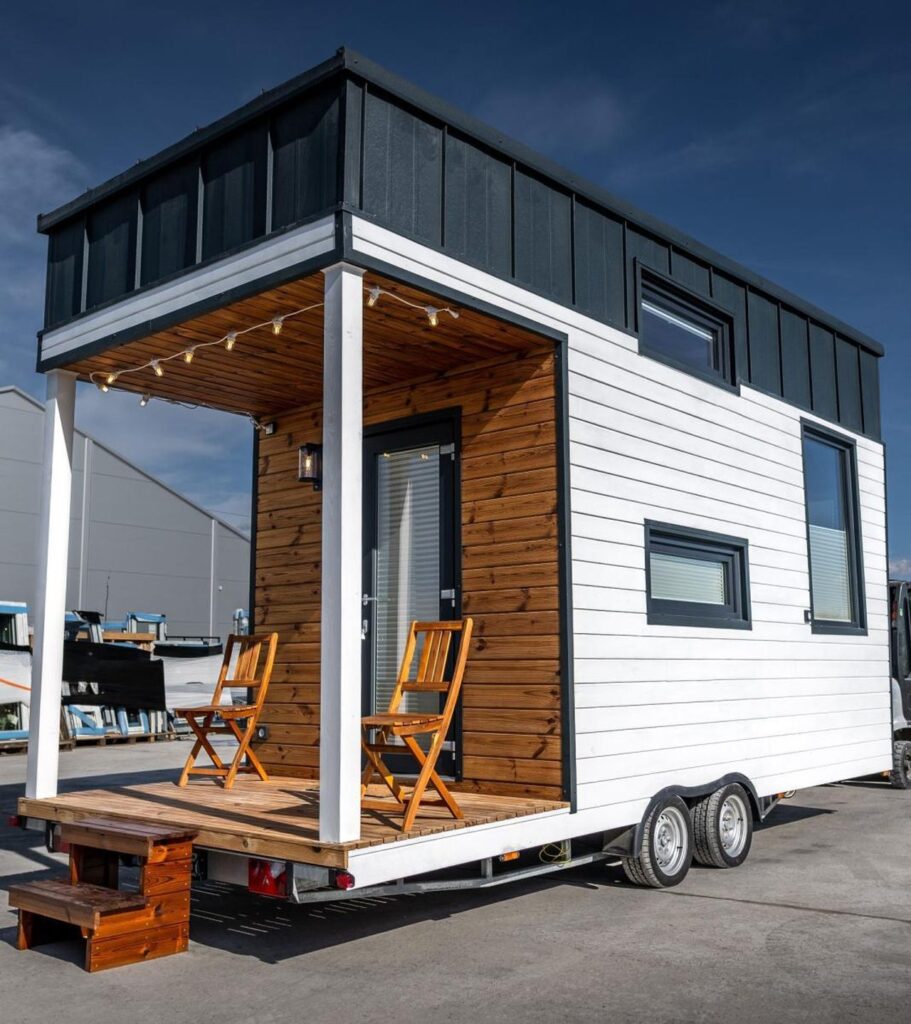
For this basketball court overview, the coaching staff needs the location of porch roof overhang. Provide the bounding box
[44,262,554,418]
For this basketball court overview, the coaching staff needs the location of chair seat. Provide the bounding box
[362,713,444,728]
[174,704,256,720]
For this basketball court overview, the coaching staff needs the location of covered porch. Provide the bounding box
[26,257,570,853]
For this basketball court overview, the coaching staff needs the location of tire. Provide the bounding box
[692,784,753,868]
[621,795,693,888]
[890,741,911,789]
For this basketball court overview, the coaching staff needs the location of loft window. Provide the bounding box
[645,522,751,629]
[637,267,734,386]
[802,423,866,634]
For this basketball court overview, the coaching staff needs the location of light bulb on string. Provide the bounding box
[426,307,439,327]
[183,349,195,364]
[98,381,109,393]
[225,332,237,351]
[106,372,118,386]
[367,286,381,308]
[152,360,164,377]
[271,316,284,336]
[139,394,150,407]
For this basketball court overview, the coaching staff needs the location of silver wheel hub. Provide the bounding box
[653,807,687,875]
[718,793,748,857]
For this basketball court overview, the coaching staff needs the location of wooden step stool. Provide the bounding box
[9,817,197,972]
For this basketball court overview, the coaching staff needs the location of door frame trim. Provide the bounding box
[361,407,463,778]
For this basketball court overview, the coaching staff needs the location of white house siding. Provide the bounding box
[351,216,891,831]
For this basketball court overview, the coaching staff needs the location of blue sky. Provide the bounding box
[1,1,909,562]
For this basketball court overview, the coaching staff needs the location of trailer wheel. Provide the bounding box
[621,795,693,888]
[890,741,911,789]
[692,784,753,868]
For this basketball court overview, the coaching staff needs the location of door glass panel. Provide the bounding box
[374,445,440,716]
[804,436,853,622]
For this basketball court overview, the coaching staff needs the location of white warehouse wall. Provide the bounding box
[0,387,250,641]
[351,216,891,825]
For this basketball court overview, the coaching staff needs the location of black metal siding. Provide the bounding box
[779,307,812,410]
[271,86,340,232]
[201,124,268,260]
[86,193,137,309]
[140,160,198,286]
[45,218,84,326]
[808,324,839,423]
[573,201,624,327]
[443,133,512,280]
[37,54,883,441]
[362,90,442,247]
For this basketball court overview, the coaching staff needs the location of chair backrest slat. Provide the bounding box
[384,619,473,716]
[210,633,278,712]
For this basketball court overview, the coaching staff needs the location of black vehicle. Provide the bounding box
[889,580,911,787]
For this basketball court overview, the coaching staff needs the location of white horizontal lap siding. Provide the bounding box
[348,216,891,821]
[567,319,890,810]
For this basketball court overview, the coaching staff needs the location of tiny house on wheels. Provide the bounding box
[18,49,890,904]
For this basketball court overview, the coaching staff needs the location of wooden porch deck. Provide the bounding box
[19,781,567,869]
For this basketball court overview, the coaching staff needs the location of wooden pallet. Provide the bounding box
[9,817,196,972]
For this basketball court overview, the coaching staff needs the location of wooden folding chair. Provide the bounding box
[361,618,473,831]
[175,632,278,790]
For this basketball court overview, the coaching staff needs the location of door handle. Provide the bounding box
[362,594,388,606]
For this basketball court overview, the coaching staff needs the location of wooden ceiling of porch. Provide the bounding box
[60,272,549,417]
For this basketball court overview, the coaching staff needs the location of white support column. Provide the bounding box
[319,262,364,844]
[26,370,77,799]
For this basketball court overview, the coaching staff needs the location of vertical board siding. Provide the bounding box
[443,134,512,279]
[45,218,84,327]
[859,350,881,441]
[779,307,812,409]
[253,345,563,800]
[86,194,137,309]
[271,87,340,232]
[835,335,863,434]
[709,271,750,382]
[201,124,268,260]
[808,323,839,423]
[41,73,883,442]
[573,202,624,327]
[140,161,198,286]
[513,171,573,305]
[362,91,442,247]
[746,291,781,394]
[567,319,889,811]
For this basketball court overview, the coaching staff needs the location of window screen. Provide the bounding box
[645,523,751,629]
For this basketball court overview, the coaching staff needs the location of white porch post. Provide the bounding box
[319,262,364,843]
[26,370,77,799]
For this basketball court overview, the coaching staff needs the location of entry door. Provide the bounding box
[362,416,459,775]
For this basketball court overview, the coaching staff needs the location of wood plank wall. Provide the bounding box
[253,343,563,800]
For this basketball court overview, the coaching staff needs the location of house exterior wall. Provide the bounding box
[350,216,891,823]
[253,344,564,800]
[0,388,249,641]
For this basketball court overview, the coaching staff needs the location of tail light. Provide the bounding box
[7,814,22,828]
[248,858,288,898]
[332,869,356,891]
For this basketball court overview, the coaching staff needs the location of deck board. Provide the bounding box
[19,780,567,869]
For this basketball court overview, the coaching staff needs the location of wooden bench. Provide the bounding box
[9,817,197,972]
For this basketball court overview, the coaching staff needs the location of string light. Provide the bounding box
[88,287,461,412]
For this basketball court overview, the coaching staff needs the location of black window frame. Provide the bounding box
[644,521,752,630]
[800,421,867,636]
[635,263,737,391]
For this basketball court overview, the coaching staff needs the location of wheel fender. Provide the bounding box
[629,774,761,858]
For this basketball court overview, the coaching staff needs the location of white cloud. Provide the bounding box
[890,559,911,580]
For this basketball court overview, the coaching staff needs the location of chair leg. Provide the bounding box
[402,730,450,832]
[224,720,265,789]
[402,735,463,821]
[361,729,406,803]
[177,714,225,786]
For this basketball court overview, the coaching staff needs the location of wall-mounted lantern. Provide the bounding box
[298,444,323,490]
